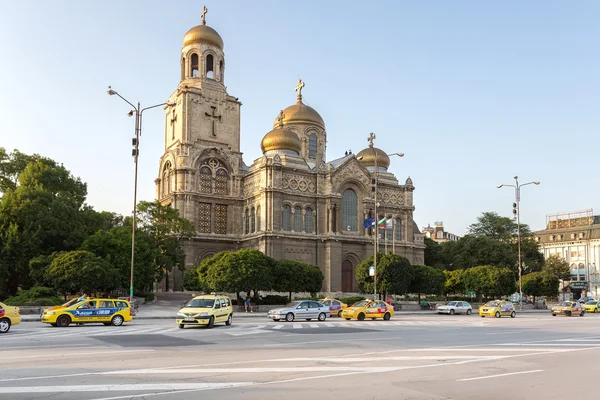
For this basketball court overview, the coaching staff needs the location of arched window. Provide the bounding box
[342,189,358,232]
[199,166,211,193]
[385,215,393,241]
[250,208,256,233]
[215,169,228,194]
[191,53,199,77]
[395,218,402,241]
[244,209,249,234]
[219,59,224,81]
[282,205,291,231]
[162,162,171,196]
[294,206,302,232]
[308,133,317,158]
[256,206,261,231]
[206,54,214,78]
[305,207,313,233]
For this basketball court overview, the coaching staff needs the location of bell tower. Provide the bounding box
[164,6,241,153]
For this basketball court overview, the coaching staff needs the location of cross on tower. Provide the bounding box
[295,79,305,101]
[367,132,376,147]
[276,110,285,127]
[201,6,208,25]
[170,109,177,139]
[205,106,222,137]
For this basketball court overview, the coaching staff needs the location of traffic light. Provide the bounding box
[512,202,517,217]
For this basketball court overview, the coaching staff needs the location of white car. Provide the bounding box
[437,301,472,315]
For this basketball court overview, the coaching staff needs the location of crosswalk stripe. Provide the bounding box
[293,323,303,329]
[255,325,267,329]
[323,322,336,327]
[271,325,284,330]
[308,323,320,328]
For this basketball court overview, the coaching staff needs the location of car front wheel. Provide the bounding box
[466,309,472,315]
[383,312,391,321]
[318,313,326,321]
[285,313,294,322]
[495,312,501,318]
[57,315,71,327]
[357,313,365,321]
[207,316,215,328]
[450,309,455,315]
[226,314,233,326]
[0,318,10,333]
[511,311,516,318]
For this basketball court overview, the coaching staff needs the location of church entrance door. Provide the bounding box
[342,260,353,292]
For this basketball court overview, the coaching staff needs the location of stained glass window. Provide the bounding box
[244,210,249,234]
[256,206,261,231]
[305,207,313,233]
[294,206,302,232]
[342,189,358,232]
[198,203,211,233]
[215,168,228,194]
[199,166,211,193]
[215,205,227,234]
[395,218,402,241]
[250,208,256,233]
[282,205,291,231]
[308,133,317,158]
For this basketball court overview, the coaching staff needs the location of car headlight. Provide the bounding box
[46,311,55,316]
[177,311,185,317]
[200,312,208,316]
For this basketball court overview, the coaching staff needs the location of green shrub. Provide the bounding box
[4,287,63,306]
[338,296,367,305]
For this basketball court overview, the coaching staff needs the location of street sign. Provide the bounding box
[369,266,375,276]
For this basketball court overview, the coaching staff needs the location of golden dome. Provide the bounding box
[273,99,325,128]
[261,125,302,154]
[356,147,390,170]
[183,24,224,49]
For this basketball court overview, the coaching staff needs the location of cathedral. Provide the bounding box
[155,10,425,292]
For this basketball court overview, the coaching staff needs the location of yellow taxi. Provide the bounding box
[41,298,132,327]
[552,301,585,317]
[584,300,599,313]
[341,300,394,321]
[479,300,516,318]
[42,297,83,313]
[0,302,21,333]
[176,294,233,329]
[319,298,347,317]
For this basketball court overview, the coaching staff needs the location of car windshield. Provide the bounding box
[185,299,215,308]
[586,301,597,305]
[352,301,368,307]
[447,302,458,306]
[62,298,80,307]
[558,302,572,307]
[485,301,500,307]
[285,302,302,308]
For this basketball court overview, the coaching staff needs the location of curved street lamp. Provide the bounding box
[107,86,175,302]
[497,176,540,310]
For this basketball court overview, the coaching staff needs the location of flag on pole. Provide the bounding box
[377,218,387,229]
[386,218,393,229]
[363,218,376,229]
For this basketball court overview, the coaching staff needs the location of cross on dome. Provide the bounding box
[276,110,285,127]
[295,79,305,102]
[368,132,376,147]
[201,5,208,25]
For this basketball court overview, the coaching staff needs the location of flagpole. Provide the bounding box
[392,217,395,254]
[384,209,388,254]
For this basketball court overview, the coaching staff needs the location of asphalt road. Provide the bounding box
[3,313,600,400]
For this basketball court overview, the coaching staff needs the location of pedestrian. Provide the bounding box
[244,297,253,313]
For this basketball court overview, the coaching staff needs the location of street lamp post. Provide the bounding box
[497,176,540,310]
[107,86,174,301]
[359,133,403,300]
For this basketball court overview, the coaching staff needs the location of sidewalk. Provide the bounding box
[19,307,549,322]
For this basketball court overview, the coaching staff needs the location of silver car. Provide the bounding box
[268,300,330,322]
[437,301,473,315]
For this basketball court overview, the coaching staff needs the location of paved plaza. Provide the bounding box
[3,313,600,399]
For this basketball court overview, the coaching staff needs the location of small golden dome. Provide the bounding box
[356,147,390,170]
[183,25,224,49]
[261,125,302,154]
[273,100,325,128]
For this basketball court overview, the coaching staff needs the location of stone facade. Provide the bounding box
[155,17,425,292]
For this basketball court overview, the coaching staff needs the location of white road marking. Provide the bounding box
[309,323,320,328]
[110,366,400,374]
[0,382,252,394]
[255,324,267,329]
[293,323,303,329]
[486,331,524,335]
[0,349,154,361]
[271,325,284,330]
[225,329,275,337]
[265,337,400,346]
[323,322,336,327]
[457,369,544,381]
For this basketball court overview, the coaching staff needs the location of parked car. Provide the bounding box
[552,301,585,317]
[176,295,233,329]
[0,302,21,333]
[479,300,516,318]
[341,300,394,321]
[437,301,473,315]
[268,301,330,322]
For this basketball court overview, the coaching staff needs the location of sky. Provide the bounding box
[1,1,599,235]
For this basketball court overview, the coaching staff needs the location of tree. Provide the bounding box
[182,252,229,293]
[0,158,89,295]
[424,238,444,268]
[302,263,324,295]
[463,266,516,301]
[355,253,413,298]
[542,254,571,281]
[46,250,119,298]
[467,211,531,242]
[80,225,157,293]
[410,265,445,302]
[443,269,465,296]
[205,249,274,301]
[273,260,309,302]
[136,201,196,290]
[519,238,545,274]
[522,272,560,299]
[0,148,42,194]
[444,235,514,270]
